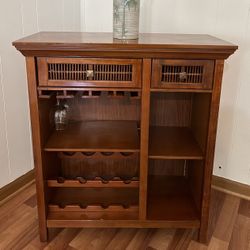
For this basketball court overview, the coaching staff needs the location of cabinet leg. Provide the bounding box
[198,228,208,243]
[39,227,48,242]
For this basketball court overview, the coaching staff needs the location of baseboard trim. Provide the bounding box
[0,169,35,204]
[212,175,250,200]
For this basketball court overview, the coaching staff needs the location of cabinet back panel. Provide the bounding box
[66,93,141,122]
[191,93,211,153]
[149,159,185,176]
[150,92,192,127]
[188,160,204,214]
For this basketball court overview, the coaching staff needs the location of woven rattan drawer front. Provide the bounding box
[37,58,142,88]
[152,59,214,90]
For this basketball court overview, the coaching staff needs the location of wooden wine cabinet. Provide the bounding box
[13,32,237,243]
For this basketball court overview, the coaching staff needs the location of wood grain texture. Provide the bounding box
[147,176,200,223]
[45,120,140,152]
[0,170,34,203]
[150,92,192,127]
[139,59,151,220]
[149,126,204,160]
[25,57,48,242]
[199,60,225,243]
[13,32,237,59]
[228,214,250,250]
[0,184,247,249]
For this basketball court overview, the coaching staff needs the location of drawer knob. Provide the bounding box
[86,70,94,79]
[179,71,187,82]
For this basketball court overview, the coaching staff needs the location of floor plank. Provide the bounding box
[207,189,226,241]
[238,199,250,218]
[213,194,240,242]
[228,214,250,250]
[44,228,80,250]
[147,229,174,249]
[168,229,196,250]
[0,183,36,219]
[207,237,228,250]
[126,229,152,250]
[187,240,207,250]
[70,228,117,250]
[105,229,138,250]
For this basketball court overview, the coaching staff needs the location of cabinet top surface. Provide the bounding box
[13,32,237,58]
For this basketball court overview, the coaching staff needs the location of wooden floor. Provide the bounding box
[0,182,249,250]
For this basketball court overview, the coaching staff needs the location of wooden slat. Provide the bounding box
[47,178,139,188]
[49,205,139,213]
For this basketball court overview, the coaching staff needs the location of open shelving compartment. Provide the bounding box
[147,91,211,228]
[37,88,141,224]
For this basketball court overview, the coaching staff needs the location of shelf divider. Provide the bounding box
[139,59,151,220]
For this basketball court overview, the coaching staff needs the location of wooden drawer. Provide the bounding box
[152,59,214,89]
[37,58,142,88]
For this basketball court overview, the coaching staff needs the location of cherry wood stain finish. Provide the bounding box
[13,32,237,243]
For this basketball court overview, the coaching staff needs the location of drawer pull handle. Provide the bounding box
[179,71,187,82]
[86,70,94,79]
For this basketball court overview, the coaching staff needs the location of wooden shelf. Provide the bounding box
[48,187,139,222]
[47,177,139,188]
[49,188,139,208]
[147,176,200,222]
[45,120,140,152]
[149,126,204,160]
[47,216,199,228]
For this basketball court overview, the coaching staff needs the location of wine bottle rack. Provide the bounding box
[49,204,139,213]
[47,176,139,188]
[58,151,138,160]
[38,88,141,100]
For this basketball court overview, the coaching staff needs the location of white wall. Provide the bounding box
[0,0,249,188]
[0,0,81,188]
[81,0,250,185]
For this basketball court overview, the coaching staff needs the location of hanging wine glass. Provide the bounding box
[53,99,69,131]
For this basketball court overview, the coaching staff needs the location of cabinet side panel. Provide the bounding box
[191,93,211,153]
[199,60,224,243]
[37,57,48,86]
[25,57,48,241]
[188,160,204,214]
[139,59,151,219]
